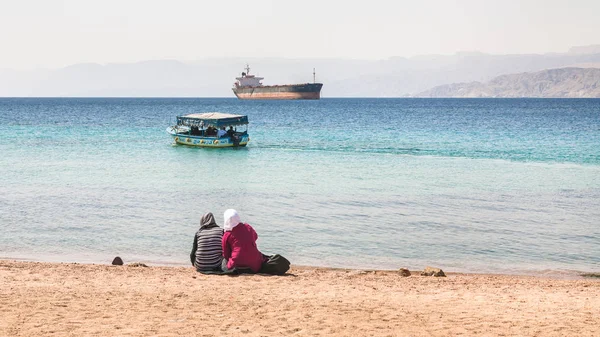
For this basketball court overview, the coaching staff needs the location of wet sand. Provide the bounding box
[1,260,599,336]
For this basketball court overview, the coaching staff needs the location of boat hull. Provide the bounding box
[171,134,249,147]
[233,83,323,100]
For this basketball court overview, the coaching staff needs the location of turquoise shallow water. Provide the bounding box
[1,98,599,274]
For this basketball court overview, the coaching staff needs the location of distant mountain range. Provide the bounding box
[1,45,600,97]
[417,67,600,98]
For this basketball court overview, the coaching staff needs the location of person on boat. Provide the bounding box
[206,126,216,136]
[227,126,235,137]
[221,209,265,273]
[217,127,227,138]
[190,212,224,272]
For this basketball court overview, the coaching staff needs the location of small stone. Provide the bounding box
[398,268,411,277]
[421,266,446,277]
[111,256,124,266]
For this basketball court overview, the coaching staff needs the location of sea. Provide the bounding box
[1,98,599,276]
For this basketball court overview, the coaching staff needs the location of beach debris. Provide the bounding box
[580,272,600,278]
[421,266,446,277]
[111,256,124,266]
[128,262,148,268]
[398,268,411,277]
[348,270,368,276]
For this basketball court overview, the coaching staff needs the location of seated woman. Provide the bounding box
[205,126,216,136]
[190,212,224,272]
[190,126,201,136]
[221,209,264,273]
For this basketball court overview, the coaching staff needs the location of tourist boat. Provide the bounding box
[166,112,250,147]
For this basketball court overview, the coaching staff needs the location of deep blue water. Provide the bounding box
[1,98,599,275]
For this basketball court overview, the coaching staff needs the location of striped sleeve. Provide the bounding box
[194,227,224,270]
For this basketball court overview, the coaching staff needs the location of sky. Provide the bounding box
[0,0,599,70]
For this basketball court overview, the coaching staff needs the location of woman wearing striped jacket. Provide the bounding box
[190,212,224,272]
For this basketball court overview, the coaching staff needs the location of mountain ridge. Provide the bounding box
[417,67,600,98]
[2,45,600,97]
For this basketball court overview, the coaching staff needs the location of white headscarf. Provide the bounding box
[223,209,242,231]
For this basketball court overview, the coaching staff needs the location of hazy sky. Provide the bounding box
[1,0,598,69]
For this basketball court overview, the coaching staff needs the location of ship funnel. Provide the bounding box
[242,72,246,77]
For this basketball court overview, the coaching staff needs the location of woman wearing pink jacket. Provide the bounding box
[221,209,265,273]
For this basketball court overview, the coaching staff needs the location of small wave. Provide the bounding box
[246,143,600,167]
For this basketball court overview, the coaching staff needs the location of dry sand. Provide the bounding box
[1,260,599,336]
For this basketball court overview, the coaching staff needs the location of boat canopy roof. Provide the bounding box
[177,112,248,127]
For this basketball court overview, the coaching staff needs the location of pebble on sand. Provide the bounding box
[421,266,446,277]
[399,268,411,277]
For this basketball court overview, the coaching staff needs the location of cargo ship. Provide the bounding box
[232,65,323,100]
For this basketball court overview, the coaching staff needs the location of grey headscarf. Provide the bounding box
[200,212,218,230]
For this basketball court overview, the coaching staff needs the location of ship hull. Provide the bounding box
[233,83,323,100]
[171,134,249,147]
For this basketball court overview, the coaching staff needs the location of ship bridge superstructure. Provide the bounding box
[234,64,263,88]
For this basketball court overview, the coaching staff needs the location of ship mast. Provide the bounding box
[313,68,316,83]
[245,64,251,75]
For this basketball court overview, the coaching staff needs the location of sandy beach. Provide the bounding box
[1,260,599,336]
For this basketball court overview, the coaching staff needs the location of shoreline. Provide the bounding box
[2,260,600,336]
[2,255,597,280]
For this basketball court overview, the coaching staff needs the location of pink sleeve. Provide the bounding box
[222,232,231,259]
[250,224,258,241]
